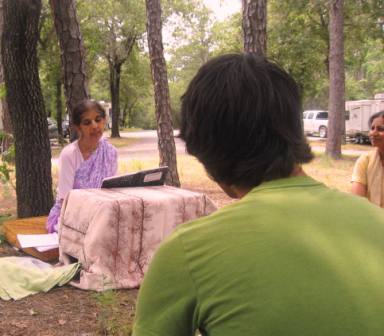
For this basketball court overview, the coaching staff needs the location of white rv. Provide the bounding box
[345,94,384,143]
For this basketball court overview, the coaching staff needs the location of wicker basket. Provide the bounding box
[3,216,59,262]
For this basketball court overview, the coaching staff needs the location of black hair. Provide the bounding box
[368,110,384,127]
[72,100,106,126]
[179,53,313,188]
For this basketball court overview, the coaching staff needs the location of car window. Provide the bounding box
[307,112,314,119]
[303,112,308,119]
[316,112,328,120]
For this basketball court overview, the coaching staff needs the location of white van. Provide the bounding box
[303,110,328,138]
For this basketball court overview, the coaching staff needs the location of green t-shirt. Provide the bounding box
[134,176,384,336]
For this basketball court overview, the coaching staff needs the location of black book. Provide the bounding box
[101,166,169,189]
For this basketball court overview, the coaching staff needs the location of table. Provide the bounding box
[59,186,216,291]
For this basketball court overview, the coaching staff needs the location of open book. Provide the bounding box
[101,166,169,189]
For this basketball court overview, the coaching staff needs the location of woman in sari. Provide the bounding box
[351,110,384,207]
[47,100,118,233]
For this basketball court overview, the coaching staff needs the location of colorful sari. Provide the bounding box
[47,138,117,233]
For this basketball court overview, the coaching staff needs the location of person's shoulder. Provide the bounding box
[102,137,118,153]
[59,141,79,159]
[356,149,375,164]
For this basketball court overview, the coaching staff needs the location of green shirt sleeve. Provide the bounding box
[133,231,198,336]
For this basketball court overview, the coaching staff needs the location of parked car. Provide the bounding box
[303,110,328,138]
[47,117,59,139]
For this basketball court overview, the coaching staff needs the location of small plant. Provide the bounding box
[93,290,134,335]
[0,214,11,246]
[0,136,15,190]
[0,161,15,190]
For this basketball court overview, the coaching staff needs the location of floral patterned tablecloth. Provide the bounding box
[59,186,217,291]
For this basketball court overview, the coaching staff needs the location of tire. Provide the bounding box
[319,126,327,138]
[358,135,364,144]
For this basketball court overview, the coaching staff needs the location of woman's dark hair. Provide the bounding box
[179,53,313,188]
[72,100,106,126]
[368,110,384,127]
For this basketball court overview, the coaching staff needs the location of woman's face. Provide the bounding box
[76,109,106,143]
[369,116,384,149]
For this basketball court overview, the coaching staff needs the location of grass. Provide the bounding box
[1,150,361,219]
[308,138,372,152]
[93,290,136,335]
[107,136,137,148]
[303,154,356,193]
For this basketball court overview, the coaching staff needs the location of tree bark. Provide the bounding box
[56,77,64,143]
[50,0,89,141]
[326,0,345,159]
[242,0,267,55]
[0,0,12,151]
[2,0,53,217]
[105,30,136,138]
[146,0,180,187]
[109,61,121,138]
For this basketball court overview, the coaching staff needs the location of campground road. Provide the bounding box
[116,130,186,160]
[51,131,368,165]
[114,131,368,159]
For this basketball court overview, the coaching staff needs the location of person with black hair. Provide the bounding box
[46,100,118,233]
[133,54,384,336]
[352,110,384,207]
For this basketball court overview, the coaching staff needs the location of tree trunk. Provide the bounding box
[326,0,345,159]
[50,0,89,141]
[2,0,53,217]
[0,0,12,151]
[146,0,180,187]
[56,77,64,144]
[242,0,267,55]
[109,61,121,138]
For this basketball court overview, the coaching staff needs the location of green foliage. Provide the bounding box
[77,0,155,129]
[38,0,64,119]
[167,1,215,126]
[93,290,135,335]
[36,0,383,133]
[0,131,15,190]
[1,145,15,164]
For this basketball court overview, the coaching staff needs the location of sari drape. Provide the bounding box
[47,138,117,233]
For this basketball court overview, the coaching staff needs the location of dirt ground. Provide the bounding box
[0,187,232,336]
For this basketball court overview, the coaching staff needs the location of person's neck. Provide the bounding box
[291,165,306,177]
[78,138,99,154]
[220,165,306,199]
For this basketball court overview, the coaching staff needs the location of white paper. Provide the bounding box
[17,233,58,249]
[35,245,58,252]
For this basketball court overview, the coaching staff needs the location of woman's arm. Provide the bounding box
[57,146,77,199]
[351,182,367,198]
[351,153,369,198]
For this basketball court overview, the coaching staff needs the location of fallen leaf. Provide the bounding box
[58,319,67,326]
[29,308,38,316]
